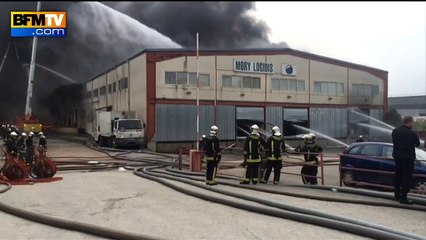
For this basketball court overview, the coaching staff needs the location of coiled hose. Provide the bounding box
[135,166,422,240]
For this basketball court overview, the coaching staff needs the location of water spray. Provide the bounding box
[349,108,394,129]
[292,125,349,147]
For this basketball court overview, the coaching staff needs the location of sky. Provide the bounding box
[253,1,426,97]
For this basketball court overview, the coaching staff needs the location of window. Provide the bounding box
[100,86,106,96]
[336,83,344,94]
[176,72,187,85]
[222,75,232,87]
[297,80,305,92]
[283,108,309,136]
[236,107,264,138]
[321,82,328,94]
[360,145,380,156]
[165,72,177,84]
[382,146,393,159]
[348,146,362,154]
[119,77,128,90]
[288,79,297,91]
[92,89,99,97]
[271,79,280,90]
[352,84,379,97]
[271,78,304,92]
[280,79,288,90]
[108,84,112,94]
[222,75,259,89]
[314,82,321,93]
[113,82,117,92]
[328,82,336,95]
[166,71,210,86]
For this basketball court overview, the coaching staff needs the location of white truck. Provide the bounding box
[94,111,144,148]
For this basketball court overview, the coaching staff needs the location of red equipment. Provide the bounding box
[1,147,30,180]
[30,146,57,178]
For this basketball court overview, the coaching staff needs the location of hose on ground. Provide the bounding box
[288,184,426,205]
[135,166,418,240]
[163,168,426,211]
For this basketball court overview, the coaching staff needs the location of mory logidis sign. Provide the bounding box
[233,59,274,74]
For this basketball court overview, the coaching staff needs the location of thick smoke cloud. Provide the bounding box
[0,2,287,122]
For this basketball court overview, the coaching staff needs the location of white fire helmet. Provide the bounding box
[21,132,27,137]
[210,125,219,136]
[10,131,18,137]
[272,126,282,136]
[29,132,34,137]
[303,133,316,144]
[38,132,44,136]
[251,124,260,135]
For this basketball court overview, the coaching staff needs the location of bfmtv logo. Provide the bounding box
[10,12,67,37]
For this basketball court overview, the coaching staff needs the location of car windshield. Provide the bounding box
[118,120,142,129]
[416,148,426,161]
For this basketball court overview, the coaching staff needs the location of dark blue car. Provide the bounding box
[340,142,426,193]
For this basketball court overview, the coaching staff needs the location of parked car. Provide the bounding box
[340,142,426,193]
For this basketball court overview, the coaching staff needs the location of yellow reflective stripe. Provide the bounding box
[246,159,261,163]
[212,167,217,181]
[249,140,252,160]
[271,140,274,156]
[206,157,215,161]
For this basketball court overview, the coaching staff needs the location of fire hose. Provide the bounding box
[164,167,426,209]
[134,166,423,240]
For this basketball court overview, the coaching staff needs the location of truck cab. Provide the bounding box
[95,111,144,148]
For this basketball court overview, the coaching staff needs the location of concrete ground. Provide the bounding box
[0,138,425,240]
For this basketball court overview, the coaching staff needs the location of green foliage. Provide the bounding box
[413,119,426,131]
[383,108,402,126]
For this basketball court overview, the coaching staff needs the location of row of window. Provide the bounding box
[165,71,210,86]
[352,84,379,97]
[222,75,261,89]
[314,81,345,95]
[271,78,305,92]
[86,77,128,99]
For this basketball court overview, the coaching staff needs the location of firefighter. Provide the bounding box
[26,132,35,164]
[204,126,220,185]
[39,132,47,150]
[5,128,11,140]
[17,132,26,150]
[261,126,286,185]
[295,133,323,185]
[356,135,364,142]
[0,124,5,139]
[241,124,265,184]
[5,131,19,157]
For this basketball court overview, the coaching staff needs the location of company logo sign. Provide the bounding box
[234,59,274,74]
[10,11,66,37]
[282,64,297,76]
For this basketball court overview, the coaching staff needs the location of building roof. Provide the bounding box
[86,47,388,83]
[388,95,426,109]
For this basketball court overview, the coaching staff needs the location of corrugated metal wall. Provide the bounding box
[310,108,348,138]
[266,107,282,127]
[155,104,214,142]
[217,105,236,140]
[370,109,383,124]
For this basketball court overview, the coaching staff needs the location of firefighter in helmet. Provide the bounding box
[356,135,365,142]
[204,126,221,185]
[38,132,47,150]
[241,124,265,184]
[261,126,286,184]
[5,131,19,157]
[295,133,323,185]
[26,132,35,164]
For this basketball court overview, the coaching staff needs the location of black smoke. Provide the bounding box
[0,2,287,123]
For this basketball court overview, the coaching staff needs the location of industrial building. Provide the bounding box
[81,48,388,151]
[389,95,426,117]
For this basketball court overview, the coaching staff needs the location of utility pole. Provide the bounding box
[196,32,200,150]
[25,1,41,116]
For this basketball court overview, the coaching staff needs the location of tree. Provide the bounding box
[413,118,426,131]
[383,108,402,127]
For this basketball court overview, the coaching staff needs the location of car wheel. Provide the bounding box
[342,170,356,186]
[414,180,426,194]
